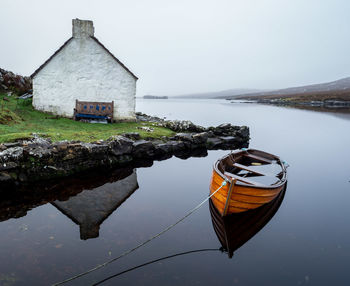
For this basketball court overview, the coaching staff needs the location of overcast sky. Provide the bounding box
[1,0,350,96]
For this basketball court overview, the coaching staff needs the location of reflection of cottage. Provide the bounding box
[52,170,138,240]
[31,18,138,121]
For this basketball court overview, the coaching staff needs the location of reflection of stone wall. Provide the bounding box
[52,170,138,240]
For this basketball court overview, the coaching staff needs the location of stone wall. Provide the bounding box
[0,68,32,94]
[0,119,249,187]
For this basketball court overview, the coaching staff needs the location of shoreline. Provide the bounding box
[0,113,249,188]
[231,99,350,114]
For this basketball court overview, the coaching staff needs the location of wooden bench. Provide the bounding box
[73,100,114,122]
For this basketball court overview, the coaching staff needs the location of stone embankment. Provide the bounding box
[0,68,32,94]
[0,114,249,187]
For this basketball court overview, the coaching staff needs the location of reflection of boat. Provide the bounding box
[209,149,287,215]
[210,184,286,258]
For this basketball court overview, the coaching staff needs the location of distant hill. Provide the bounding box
[169,89,269,99]
[143,76,350,102]
[234,76,350,100]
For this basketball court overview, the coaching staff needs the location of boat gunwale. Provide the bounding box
[213,148,287,190]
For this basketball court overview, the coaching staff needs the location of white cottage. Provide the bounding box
[31,19,137,121]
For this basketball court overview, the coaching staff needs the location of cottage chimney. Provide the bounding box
[72,18,94,38]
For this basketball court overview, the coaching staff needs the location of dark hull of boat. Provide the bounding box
[210,184,286,258]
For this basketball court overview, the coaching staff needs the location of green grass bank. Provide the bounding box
[0,93,174,143]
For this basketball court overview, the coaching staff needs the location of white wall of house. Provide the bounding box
[32,19,137,121]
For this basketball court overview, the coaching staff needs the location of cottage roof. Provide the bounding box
[31,20,138,80]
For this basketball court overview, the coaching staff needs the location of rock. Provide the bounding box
[56,142,69,151]
[136,113,206,133]
[63,153,75,161]
[136,112,162,123]
[0,162,18,171]
[0,147,24,163]
[208,123,241,136]
[220,136,238,145]
[174,133,194,142]
[25,136,52,147]
[192,132,209,144]
[206,130,214,138]
[238,126,249,138]
[172,132,208,148]
[136,126,154,132]
[132,140,155,158]
[18,93,33,99]
[24,138,53,158]
[154,141,175,155]
[0,68,32,94]
[80,143,108,154]
[161,120,205,132]
[171,141,187,153]
[206,137,223,149]
[152,142,175,160]
[108,136,134,156]
[217,123,232,129]
[4,142,21,148]
[46,165,58,171]
[122,132,141,140]
[154,143,172,154]
[114,154,133,164]
[0,172,12,182]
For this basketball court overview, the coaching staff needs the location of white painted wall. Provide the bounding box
[33,20,136,121]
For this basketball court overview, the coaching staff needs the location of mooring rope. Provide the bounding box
[52,180,228,286]
[93,248,220,285]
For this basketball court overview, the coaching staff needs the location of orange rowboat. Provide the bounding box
[209,149,288,216]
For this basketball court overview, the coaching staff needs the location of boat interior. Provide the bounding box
[217,150,286,187]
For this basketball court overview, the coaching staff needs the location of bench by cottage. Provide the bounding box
[73,100,114,122]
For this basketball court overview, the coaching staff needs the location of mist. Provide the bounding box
[1,0,349,96]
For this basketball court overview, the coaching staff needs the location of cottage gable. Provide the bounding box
[32,19,137,121]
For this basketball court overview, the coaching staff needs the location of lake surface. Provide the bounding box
[1,99,350,286]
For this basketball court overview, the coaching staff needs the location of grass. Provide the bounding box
[0,93,174,143]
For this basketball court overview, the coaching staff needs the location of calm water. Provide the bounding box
[1,99,350,286]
